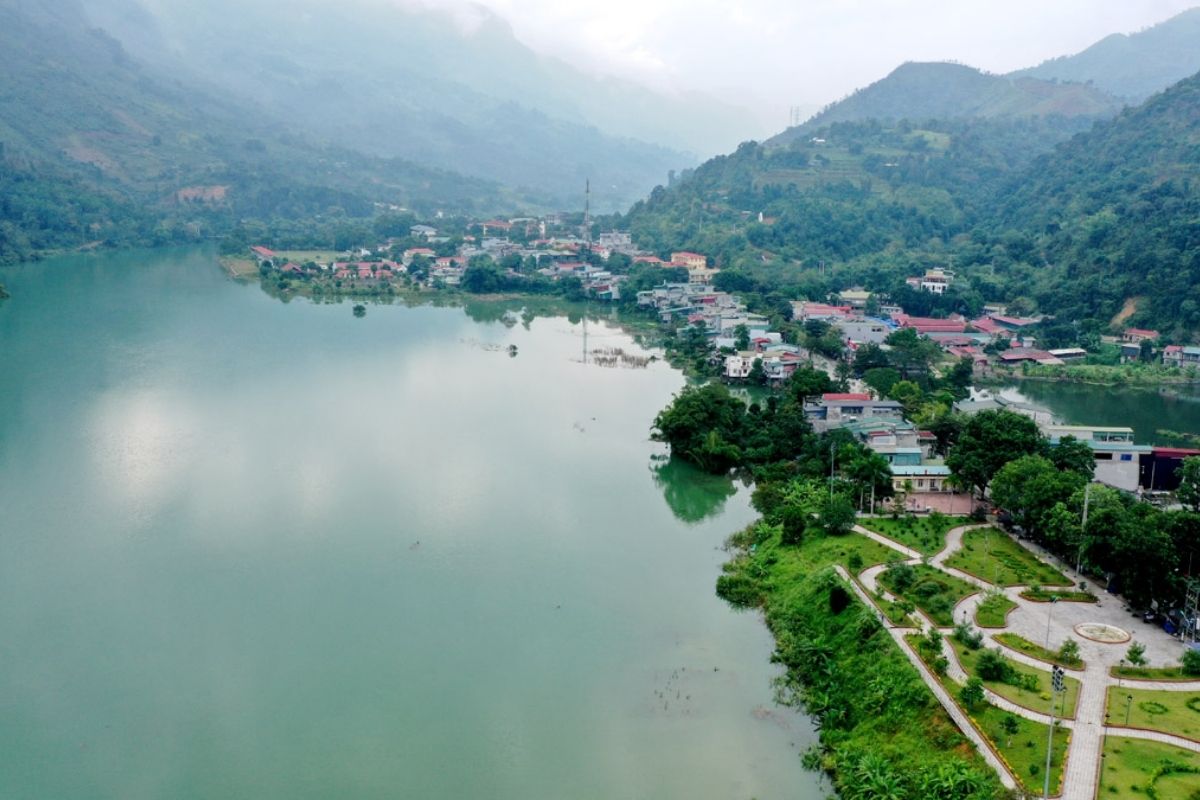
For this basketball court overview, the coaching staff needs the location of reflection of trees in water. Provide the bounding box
[651,455,738,524]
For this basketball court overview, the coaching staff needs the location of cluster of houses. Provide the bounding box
[639,264,1200,510]
[249,217,723,303]
[635,281,809,385]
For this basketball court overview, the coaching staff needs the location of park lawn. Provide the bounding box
[778,531,918,626]
[857,514,960,555]
[758,528,905,587]
[1112,664,1200,681]
[726,525,917,625]
[976,592,1017,628]
[878,563,977,627]
[993,633,1086,670]
[951,641,1080,719]
[907,635,1069,795]
[1106,686,1200,740]
[718,525,1009,798]
[1021,589,1096,603]
[1099,736,1200,798]
[945,528,1070,587]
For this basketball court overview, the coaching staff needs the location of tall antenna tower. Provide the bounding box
[583,178,591,245]
[789,106,803,128]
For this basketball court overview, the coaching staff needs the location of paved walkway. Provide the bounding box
[843,520,1195,800]
[833,565,1017,790]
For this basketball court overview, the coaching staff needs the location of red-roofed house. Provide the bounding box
[969,317,1005,336]
[279,262,301,273]
[822,393,871,402]
[480,220,513,234]
[1123,328,1161,343]
[670,252,707,270]
[792,301,851,322]
[633,255,666,265]
[250,245,276,260]
[893,314,967,335]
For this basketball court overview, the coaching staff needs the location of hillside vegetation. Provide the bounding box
[0,0,520,263]
[1016,7,1200,100]
[773,62,1122,145]
[619,68,1200,338]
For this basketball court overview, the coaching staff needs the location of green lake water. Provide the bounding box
[1000,382,1200,446]
[0,249,821,799]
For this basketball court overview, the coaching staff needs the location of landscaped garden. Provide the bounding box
[858,513,960,555]
[1020,587,1096,603]
[1112,663,1200,681]
[994,633,1086,670]
[908,633,1069,795]
[975,592,1017,628]
[878,562,977,626]
[944,528,1071,587]
[1099,736,1200,798]
[950,640,1080,718]
[1105,686,1200,740]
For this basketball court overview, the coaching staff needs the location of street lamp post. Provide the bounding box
[1044,596,1059,649]
[1125,694,1133,726]
[1043,666,1065,800]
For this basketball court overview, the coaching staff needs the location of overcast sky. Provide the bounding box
[453,0,1197,128]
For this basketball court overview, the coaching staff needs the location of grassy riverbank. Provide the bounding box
[718,522,1006,799]
[1018,362,1200,386]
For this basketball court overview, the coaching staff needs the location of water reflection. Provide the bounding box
[651,455,740,524]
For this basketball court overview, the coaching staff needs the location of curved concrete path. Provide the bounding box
[847,519,1194,800]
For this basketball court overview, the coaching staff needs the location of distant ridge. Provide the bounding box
[1014,7,1200,100]
[771,62,1122,146]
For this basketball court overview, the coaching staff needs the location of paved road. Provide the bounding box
[844,520,1196,800]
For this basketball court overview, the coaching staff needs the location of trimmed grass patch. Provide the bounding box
[976,592,1017,628]
[1020,588,1096,603]
[994,633,1085,670]
[945,528,1070,587]
[878,562,976,627]
[1100,736,1200,798]
[1112,664,1200,681]
[858,514,960,555]
[1106,686,1200,740]
[951,641,1080,718]
[907,635,1070,795]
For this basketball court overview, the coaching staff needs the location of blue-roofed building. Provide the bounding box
[890,464,952,493]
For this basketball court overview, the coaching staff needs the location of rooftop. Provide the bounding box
[891,465,952,476]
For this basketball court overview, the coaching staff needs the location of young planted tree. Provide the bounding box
[959,676,985,710]
[1126,641,1147,668]
[1001,714,1020,748]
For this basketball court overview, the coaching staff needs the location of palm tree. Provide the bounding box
[847,451,892,513]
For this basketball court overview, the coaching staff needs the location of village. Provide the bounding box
[243,219,1200,510]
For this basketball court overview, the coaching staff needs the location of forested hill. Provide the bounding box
[772,62,1122,145]
[0,0,515,264]
[994,71,1200,332]
[619,69,1200,339]
[1015,8,1200,101]
[79,0,701,211]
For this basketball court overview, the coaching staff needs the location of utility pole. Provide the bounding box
[1044,667,1065,799]
[1077,483,1091,575]
[829,441,836,499]
[1044,596,1059,649]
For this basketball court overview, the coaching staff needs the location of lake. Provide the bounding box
[0,249,821,800]
[998,381,1200,446]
